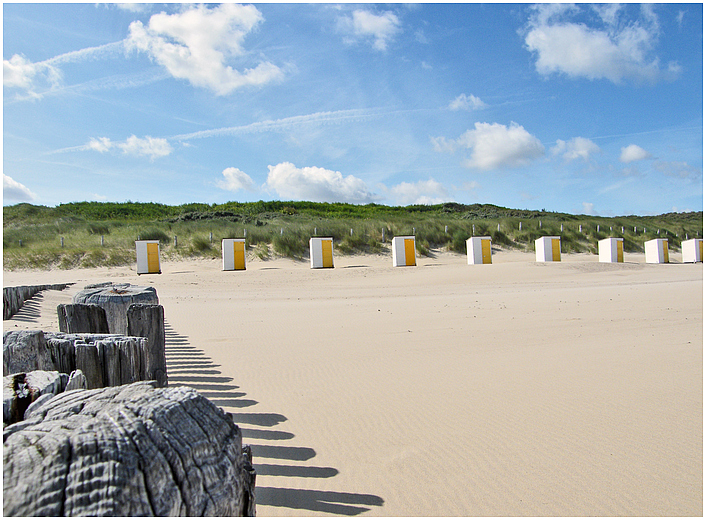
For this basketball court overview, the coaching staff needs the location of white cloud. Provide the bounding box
[3,174,37,202]
[116,3,150,13]
[389,179,451,206]
[619,144,652,163]
[126,4,284,95]
[581,202,597,215]
[433,122,545,171]
[217,167,254,192]
[118,135,172,159]
[448,93,487,111]
[524,4,678,84]
[87,137,113,153]
[265,162,377,203]
[338,9,401,51]
[552,137,600,161]
[82,135,171,159]
[3,54,61,99]
[653,160,701,180]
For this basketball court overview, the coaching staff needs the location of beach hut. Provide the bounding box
[392,236,416,267]
[645,238,669,264]
[310,237,334,269]
[599,237,624,263]
[222,238,246,271]
[466,236,492,265]
[535,236,561,262]
[135,240,161,275]
[681,238,703,263]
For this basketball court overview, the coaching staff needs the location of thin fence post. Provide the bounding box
[174,236,178,248]
[101,235,105,247]
[61,237,64,248]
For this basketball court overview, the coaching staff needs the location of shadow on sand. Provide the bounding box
[10,293,43,323]
[164,322,383,515]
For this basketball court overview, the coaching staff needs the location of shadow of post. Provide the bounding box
[164,321,384,516]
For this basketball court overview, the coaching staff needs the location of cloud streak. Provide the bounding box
[172,108,388,140]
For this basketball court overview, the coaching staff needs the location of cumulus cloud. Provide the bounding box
[448,93,488,111]
[388,179,451,206]
[3,174,36,202]
[338,9,401,51]
[82,135,172,159]
[265,162,377,203]
[119,135,172,159]
[524,4,679,84]
[433,122,545,171]
[581,202,597,215]
[620,144,652,163]
[217,167,254,192]
[126,4,283,95]
[552,137,600,161]
[87,137,113,153]
[3,54,61,99]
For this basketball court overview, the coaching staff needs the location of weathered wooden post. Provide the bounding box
[57,304,109,334]
[127,303,167,387]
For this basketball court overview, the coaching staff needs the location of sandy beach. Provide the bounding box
[4,248,702,516]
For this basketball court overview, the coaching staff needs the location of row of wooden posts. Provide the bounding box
[134,236,704,275]
[34,221,697,250]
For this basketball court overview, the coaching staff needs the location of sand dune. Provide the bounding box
[4,249,702,516]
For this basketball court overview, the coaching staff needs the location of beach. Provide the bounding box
[4,249,703,516]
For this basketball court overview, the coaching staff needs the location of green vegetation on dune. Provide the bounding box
[2,201,703,270]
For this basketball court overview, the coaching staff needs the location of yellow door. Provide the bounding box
[699,240,703,262]
[321,239,333,268]
[662,240,669,263]
[617,240,624,263]
[551,238,561,262]
[404,238,416,266]
[146,243,160,273]
[233,241,245,270]
[481,239,492,264]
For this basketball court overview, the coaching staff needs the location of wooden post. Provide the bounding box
[101,235,105,247]
[60,237,64,248]
[174,235,178,248]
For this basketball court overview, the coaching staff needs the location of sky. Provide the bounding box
[3,3,703,216]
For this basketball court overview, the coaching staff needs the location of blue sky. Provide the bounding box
[3,3,703,216]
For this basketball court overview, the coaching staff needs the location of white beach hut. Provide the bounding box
[222,238,246,271]
[681,238,703,263]
[392,236,416,267]
[310,237,334,269]
[645,238,669,264]
[135,240,161,275]
[599,237,624,263]
[535,236,561,262]
[466,236,492,265]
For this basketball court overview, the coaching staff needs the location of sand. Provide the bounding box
[3,249,703,516]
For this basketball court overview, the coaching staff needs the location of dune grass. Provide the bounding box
[2,202,702,270]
